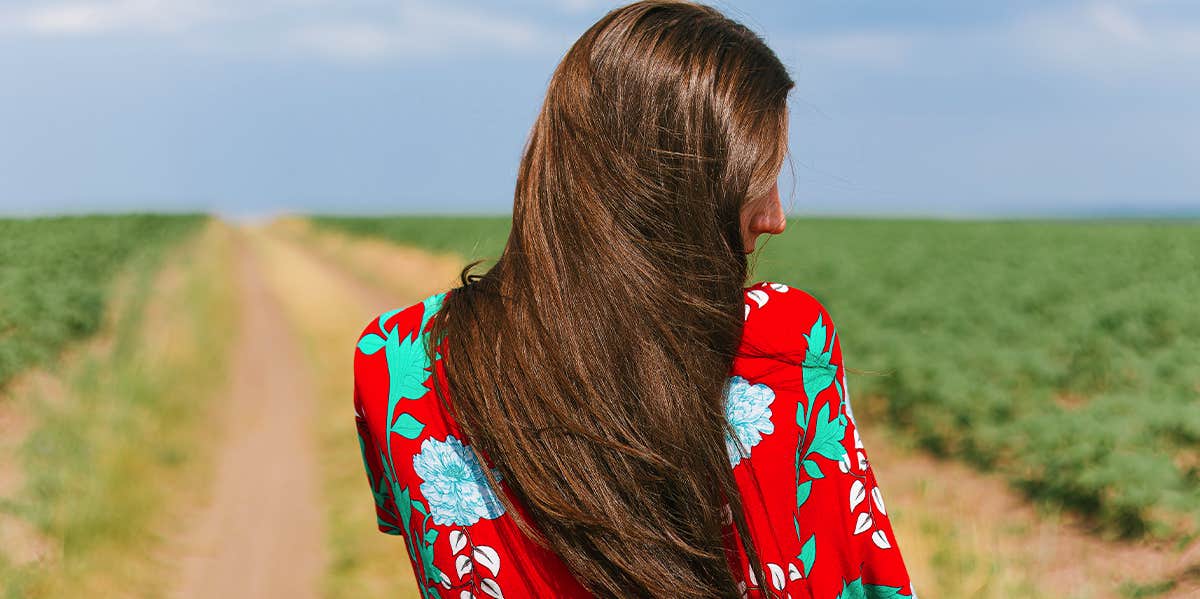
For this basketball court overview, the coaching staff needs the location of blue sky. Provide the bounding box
[0,0,1197,218]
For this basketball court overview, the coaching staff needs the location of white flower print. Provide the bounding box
[743,282,790,320]
[412,435,506,526]
[724,376,776,467]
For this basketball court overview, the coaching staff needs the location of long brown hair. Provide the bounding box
[427,2,794,596]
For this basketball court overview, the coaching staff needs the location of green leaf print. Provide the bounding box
[796,480,812,509]
[377,307,402,329]
[805,311,828,352]
[381,318,432,482]
[357,333,386,355]
[356,434,403,535]
[390,481,444,592]
[835,577,911,599]
[834,375,846,412]
[427,566,447,586]
[395,482,412,529]
[863,584,910,599]
[837,577,867,599]
[420,292,446,329]
[802,313,838,401]
[371,477,392,517]
[379,295,445,461]
[417,537,439,583]
[385,325,434,403]
[792,313,850,586]
[799,533,816,577]
[390,412,426,439]
[796,397,808,431]
[807,402,849,463]
[802,459,824,479]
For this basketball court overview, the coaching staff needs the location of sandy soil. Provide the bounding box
[168,234,327,599]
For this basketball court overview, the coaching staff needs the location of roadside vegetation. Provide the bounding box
[0,220,238,598]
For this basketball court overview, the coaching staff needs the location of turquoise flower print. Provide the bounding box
[724,376,776,467]
[411,435,506,526]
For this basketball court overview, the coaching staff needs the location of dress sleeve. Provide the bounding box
[736,282,916,597]
[354,321,405,536]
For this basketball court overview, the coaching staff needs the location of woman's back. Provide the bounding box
[353,281,916,598]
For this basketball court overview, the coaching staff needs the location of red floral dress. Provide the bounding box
[353,281,917,598]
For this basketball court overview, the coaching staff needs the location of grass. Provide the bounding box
[1,220,238,598]
[311,215,1200,544]
[1119,578,1177,598]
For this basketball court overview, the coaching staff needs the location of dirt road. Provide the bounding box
[169,235,327,599]
[167,223,457,599]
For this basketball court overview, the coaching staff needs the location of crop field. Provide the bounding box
[0,214,204,389]
[313,215,1200,543]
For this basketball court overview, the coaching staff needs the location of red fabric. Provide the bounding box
[353,281,917,598]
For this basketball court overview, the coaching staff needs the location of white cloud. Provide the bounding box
[0,0,572,62]
[787,31,917,69]
[1012,1,1200,81]
[1089,2,1146,42]
[2,0,223,35]
[4,0,1198,77]
[777,2,1200,84]
[551,0,620,14]
[287,1,567,62]
[287,23,398,61]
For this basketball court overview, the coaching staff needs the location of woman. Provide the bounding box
[352,1,915,597]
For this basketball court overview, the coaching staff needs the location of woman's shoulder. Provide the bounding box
[740,281,838,358]
[355,291,448,353]
[742,280,834,327]
[353,290,450,401]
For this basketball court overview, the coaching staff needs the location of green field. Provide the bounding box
[313,215,1200,542]
[0,214,204,389]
